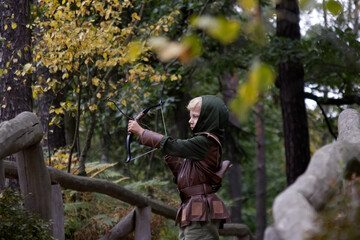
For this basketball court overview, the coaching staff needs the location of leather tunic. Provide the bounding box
[165,133,230,227]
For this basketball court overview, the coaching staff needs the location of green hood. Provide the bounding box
[193,95,229,143]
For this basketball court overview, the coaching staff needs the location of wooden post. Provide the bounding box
[0,112,52,223]
[16,142,52,222]
[52,183,65,240]
[0,112,43,159]
[99,208,136,240]
[135,206,151,240]
[0,159,4,189]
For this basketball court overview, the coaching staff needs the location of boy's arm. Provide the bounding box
[138,129,210,161]
[160,135,210,161]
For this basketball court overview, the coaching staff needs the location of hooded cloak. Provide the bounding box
[160,95,229,161]
[193,95,229,143]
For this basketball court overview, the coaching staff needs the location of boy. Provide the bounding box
[128,95,230,240]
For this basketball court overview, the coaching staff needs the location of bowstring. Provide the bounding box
[129,148,158,162]
[129,100,167,161]
[160,100,167,136]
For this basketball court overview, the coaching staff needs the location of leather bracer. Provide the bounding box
[139,130,163,148]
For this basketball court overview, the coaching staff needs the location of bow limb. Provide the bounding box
[126,100,163,163]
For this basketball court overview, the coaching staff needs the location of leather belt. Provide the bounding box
[180,183,215,199]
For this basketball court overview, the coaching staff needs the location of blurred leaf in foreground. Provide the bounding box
[230,61,275,122]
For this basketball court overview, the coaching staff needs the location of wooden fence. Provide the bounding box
[1,111,253,240]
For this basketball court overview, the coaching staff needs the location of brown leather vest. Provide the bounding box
[165,133,230,227]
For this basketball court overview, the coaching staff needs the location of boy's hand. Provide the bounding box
[128,120,144,136]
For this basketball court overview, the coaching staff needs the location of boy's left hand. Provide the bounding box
[128,120,144,136]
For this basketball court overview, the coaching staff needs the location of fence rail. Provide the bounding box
[1,111,253,240]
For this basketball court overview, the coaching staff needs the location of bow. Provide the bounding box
[126,99,167,163]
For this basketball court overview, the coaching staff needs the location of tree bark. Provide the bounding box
[100,116,111,163]
[221,73,244,225]
[228,164,243,223]
[276,0,310,185]
[0,0,32,119]
[78,110,97,176]
[37,80,66,151]
[0,0,32,188]
[255,102,266,240]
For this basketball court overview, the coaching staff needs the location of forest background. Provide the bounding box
[0,0,359,239]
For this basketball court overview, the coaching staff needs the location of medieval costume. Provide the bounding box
[131,95,231,239]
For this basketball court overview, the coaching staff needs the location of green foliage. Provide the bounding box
[63,191,124,239]
[62,181,179,239]
[26,0,360,238]
[0,188,53,240]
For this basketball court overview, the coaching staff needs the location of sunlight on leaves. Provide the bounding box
[230,61,274,122]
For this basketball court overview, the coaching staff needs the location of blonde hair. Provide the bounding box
[187,97,202,111]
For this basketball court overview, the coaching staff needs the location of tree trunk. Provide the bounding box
[100,117,111,163]
[221,73,244,226]
[33,0,66,155]
[0,0,32,119]
[276,0,310,185]
[228,164,243,223]
[255,102,266,240]
[78,111,97,176]
[37,75,66,152]
[64,112,77,148]
[0,0,32,188]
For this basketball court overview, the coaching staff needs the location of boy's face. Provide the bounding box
[188,105,201,130]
